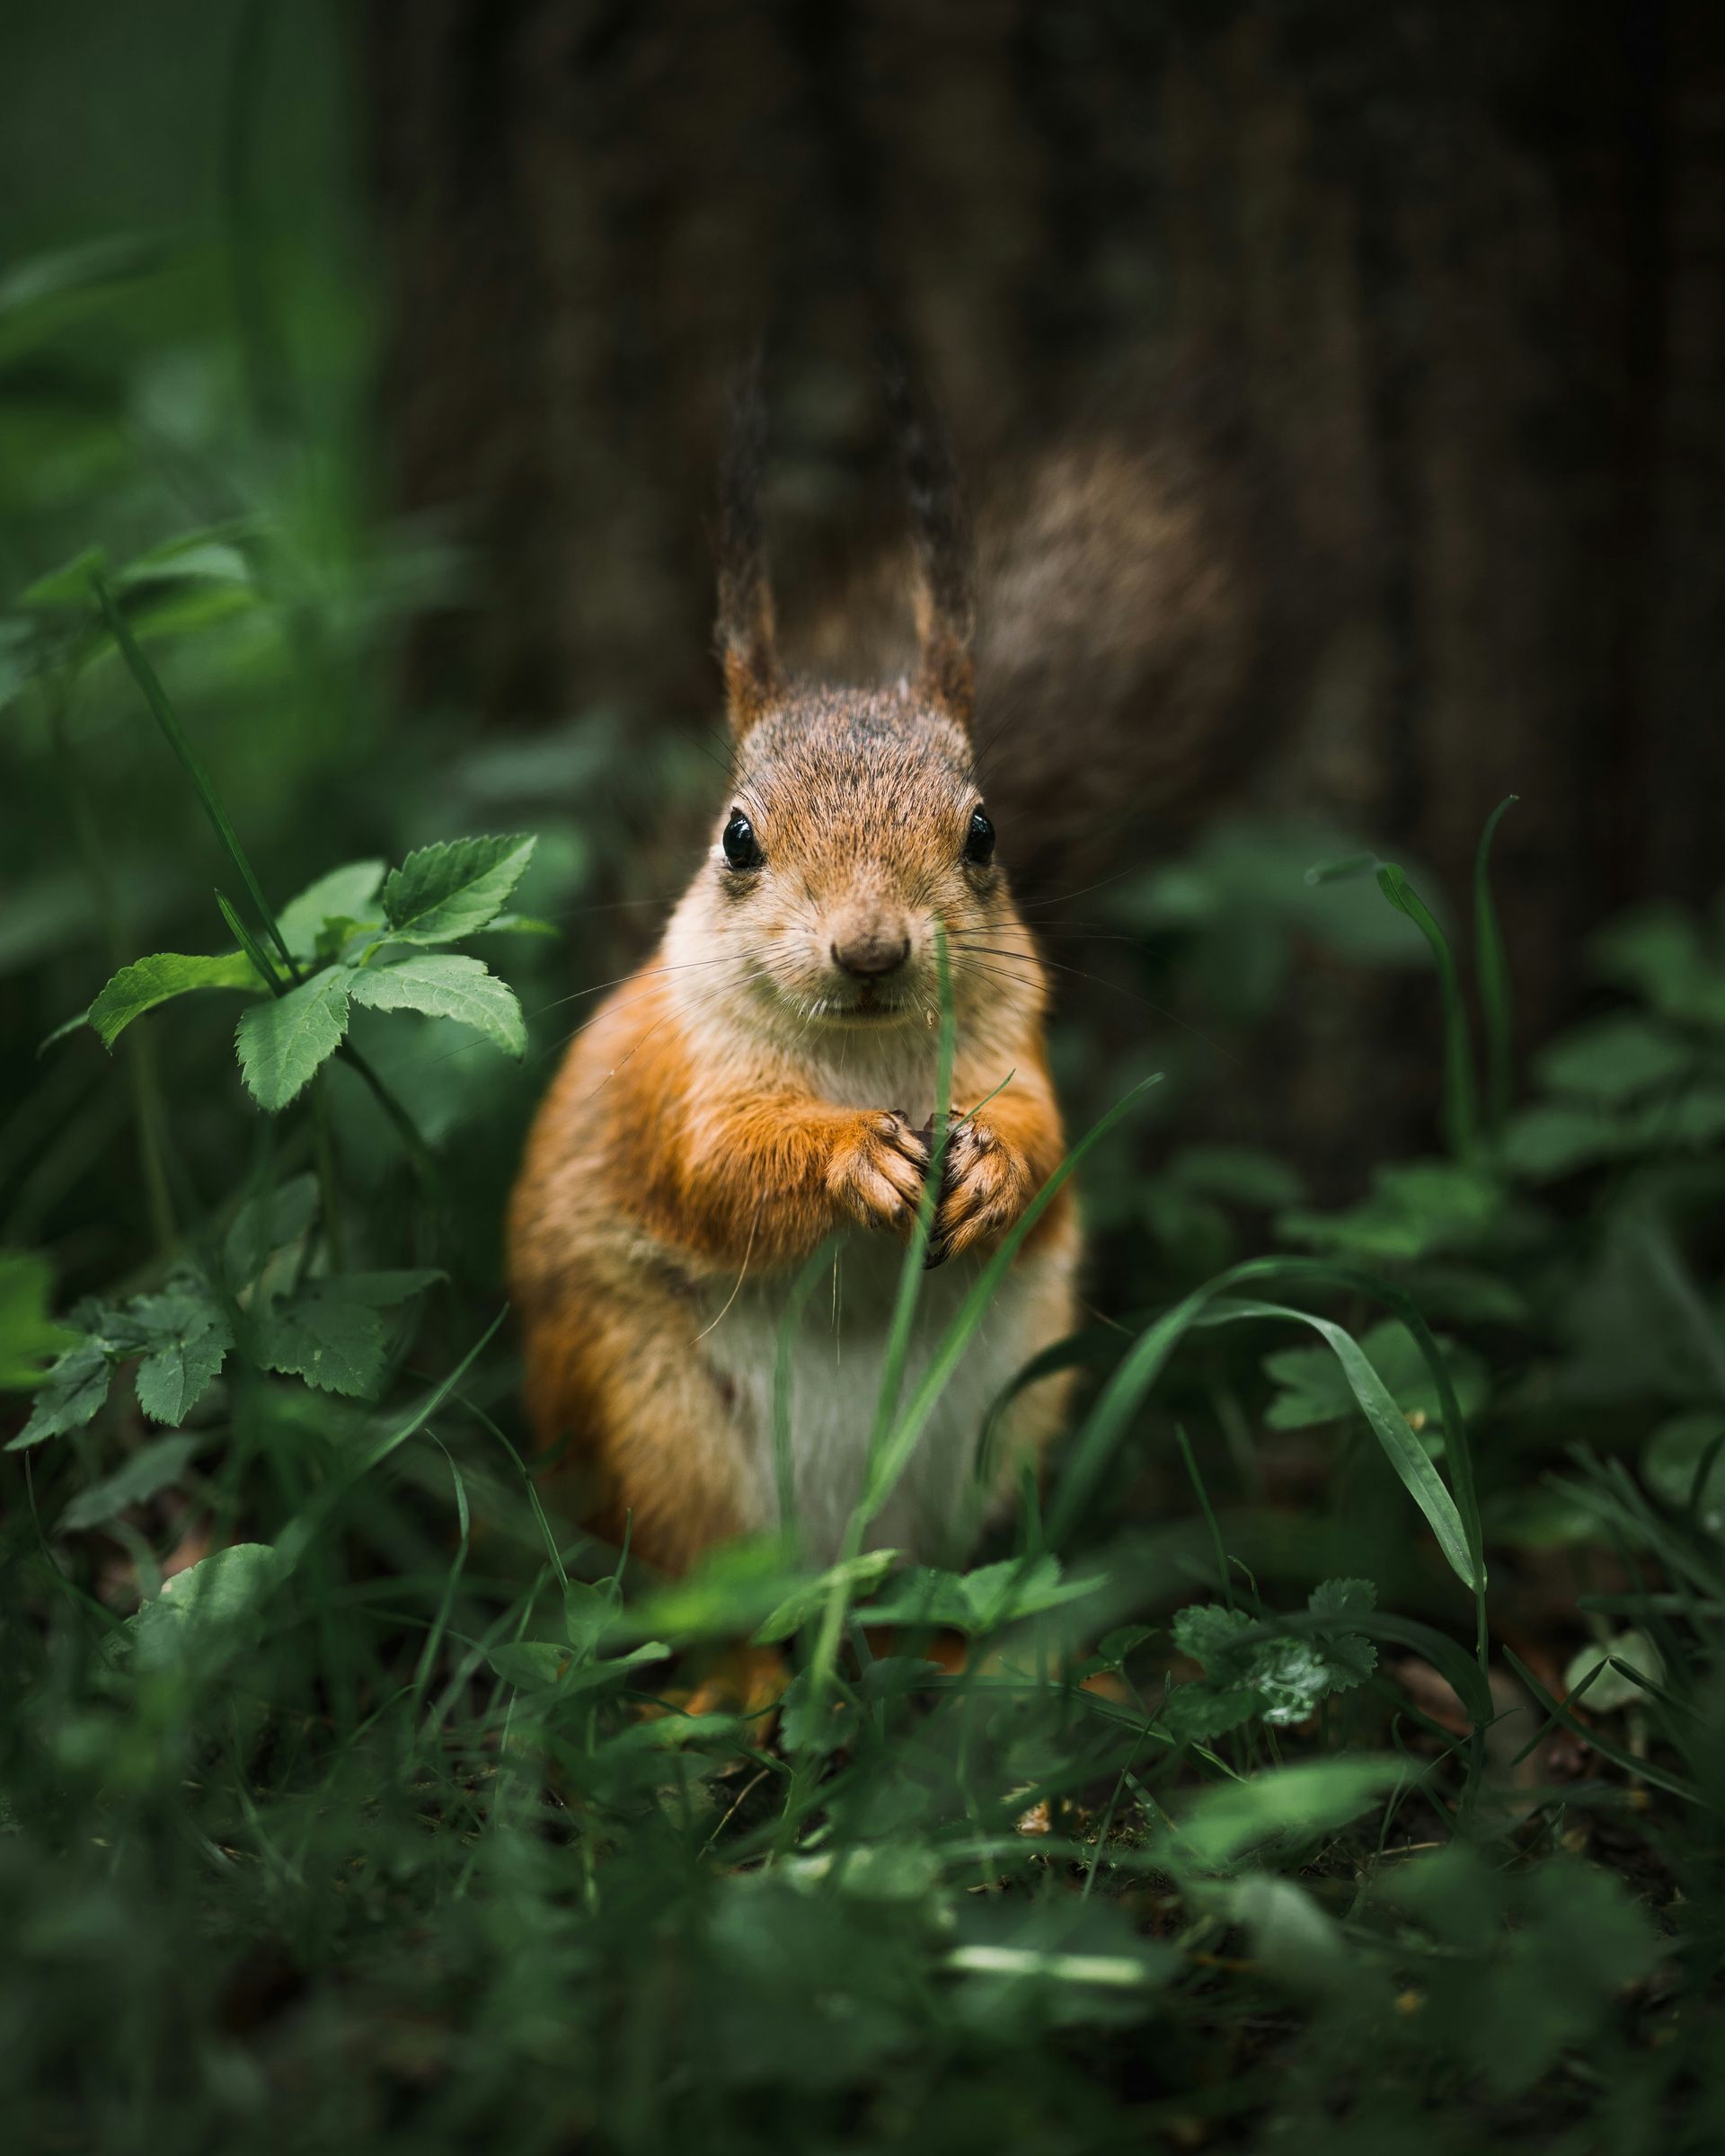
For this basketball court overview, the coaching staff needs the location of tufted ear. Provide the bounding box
[881,347,976,730]
[713,358,780,738]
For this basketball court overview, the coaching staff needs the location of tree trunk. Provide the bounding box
[365,0,1725,1175]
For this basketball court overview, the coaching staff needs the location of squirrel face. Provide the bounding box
[697,684,1022,1035]
[680,359,1039,1050]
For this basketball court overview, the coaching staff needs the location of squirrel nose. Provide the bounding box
[831,932,911,979]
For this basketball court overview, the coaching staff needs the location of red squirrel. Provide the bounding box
[508,370,1080,1575]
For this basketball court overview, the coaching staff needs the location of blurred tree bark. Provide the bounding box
[366,0,1725,1177]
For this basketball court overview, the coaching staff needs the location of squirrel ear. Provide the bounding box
[714,357,779,738]
[881,346,976,731]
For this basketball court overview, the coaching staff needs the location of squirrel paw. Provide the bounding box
[827,1110,930,1235]
[927,1118,1031,1266]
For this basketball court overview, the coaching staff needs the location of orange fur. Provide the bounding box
[510,398,1080,1577]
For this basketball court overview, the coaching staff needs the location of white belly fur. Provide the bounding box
[697,1237,1066,1567]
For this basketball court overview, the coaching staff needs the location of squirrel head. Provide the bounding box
[675,358,1039,1043]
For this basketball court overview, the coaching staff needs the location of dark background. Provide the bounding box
[367,0,1725,1100]
[4,0,1722,1255]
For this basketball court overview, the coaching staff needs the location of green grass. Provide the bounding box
[5,91,1725,2156]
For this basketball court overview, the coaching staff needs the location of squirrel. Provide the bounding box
[508,358,1278,1577]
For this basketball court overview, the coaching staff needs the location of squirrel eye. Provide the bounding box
[722,808,764,870]
[962,806,996,867]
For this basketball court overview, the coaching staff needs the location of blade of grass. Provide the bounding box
[216,890,285,994]
[1473,795,1519,1135]
[93,568,297,977]
[1376,862,1478,1163]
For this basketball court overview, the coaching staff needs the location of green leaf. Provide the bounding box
[129,1289,232,1425]
[1264,1318,1486,1438]
[1201,1297,1481,1590]
[1165,1144,1305,1209]
[753,1551,900,1644]
[1165,1756,1405,1874]
[1308,1577,1376,1621]
[1563,1630,1663,1714]
[1642,1410,1725,1533]
[235,968,350,1111]
[563,1579,621,1657]
[1161,1681,1266,1741]
[8,1333,114,1449]
[1535,1015,1694,1104]
[487,1639,669,1695]
[1170,1600,1374,1728]
[0,1251,78,1387]
[20,545,109,608]
[223,1174,319,1286]
[854,1555,1104,1635]
[277,861,386,959]
[1376,862,1478,1161]
[87,950,265,1048]
[58,1436,198,1533]
[127,1543,283,1673]
[379,834,535,946]
[259,1288,387,1398]
[477,912,560,939]
[1278,1159,1504,1261]
[1593,903,1725,1031]
[347,952,526,1056]
[0,234,173,365]
[1499,1102,1620,1180]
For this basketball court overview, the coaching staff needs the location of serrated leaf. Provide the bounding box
[235,968,349,1111]
[1172,1603,1255,1668]
[87,950,264,1049]
[8,1333,114,1448]
[277,860,385,959]
[58,1435,198,1533]
[130,1291,231,1425]
[1172,1595,1376,1727]
[380,834,535,946]
[347,952,526,1056]
[1308,1577,1376,1620]
[0,1250,78,1387]
[259,1288,386,1398]
[1162,1682,1266,1742]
